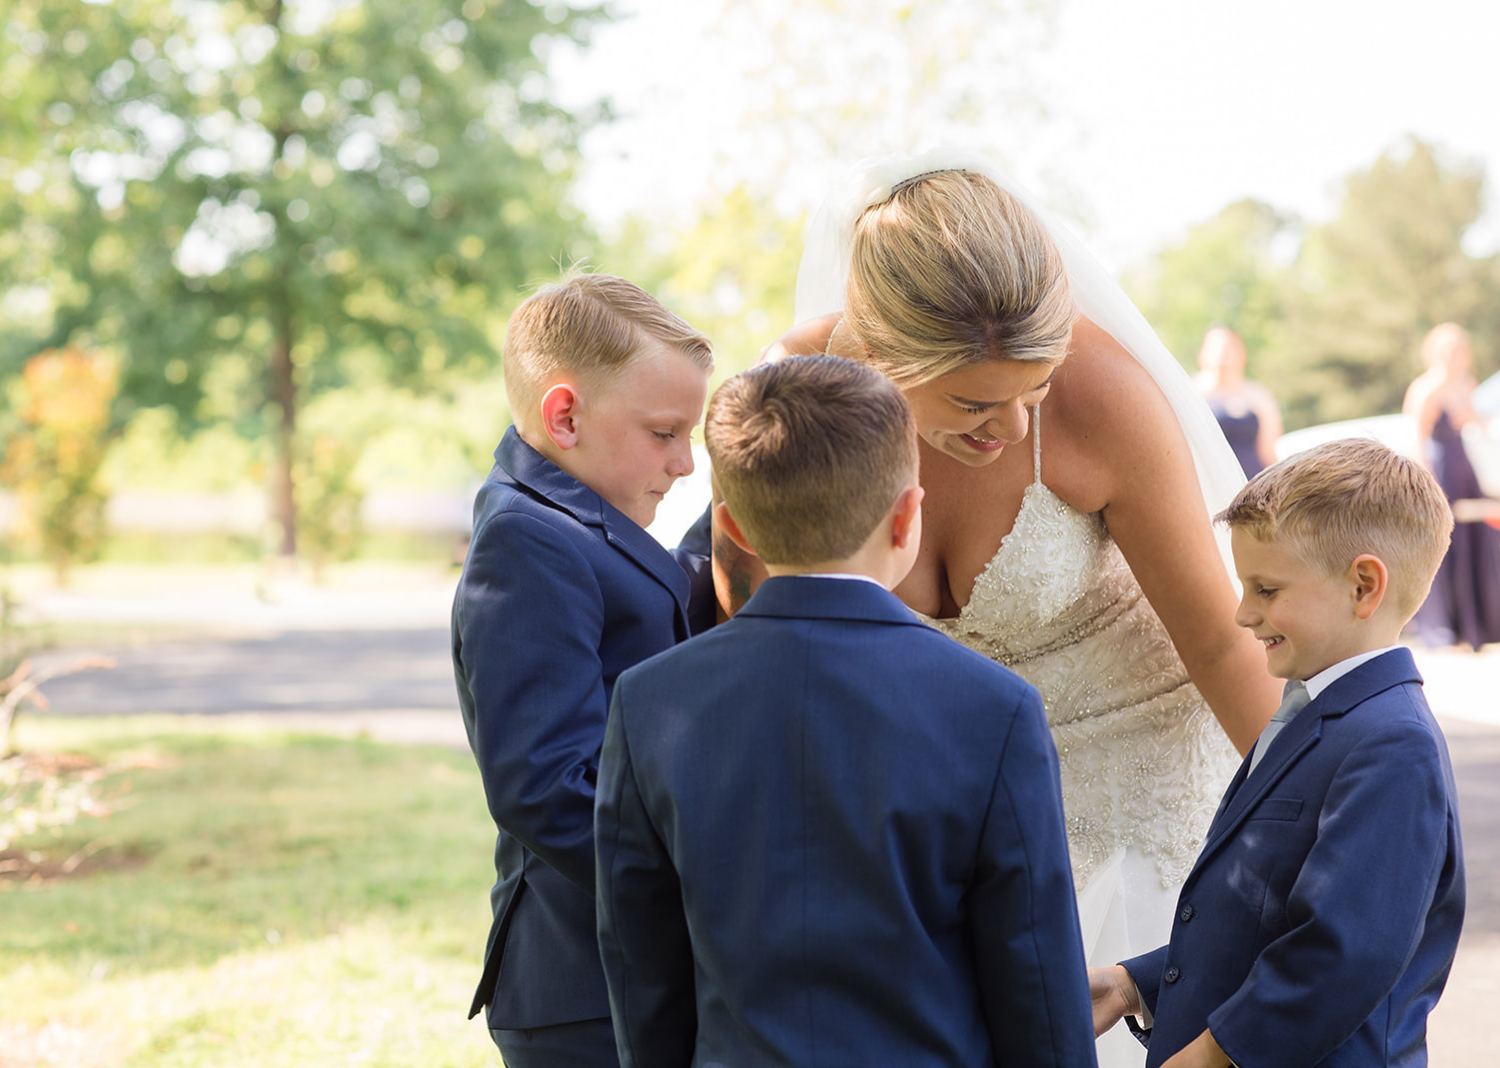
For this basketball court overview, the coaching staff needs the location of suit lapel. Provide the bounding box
[491,427,691,627]
[601,516,691,625]
[1208,754,1253,829]
[1197,709,1324,863]
[1191,648,1422,875]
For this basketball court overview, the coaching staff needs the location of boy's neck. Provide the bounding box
[515,422,593,491]
[1294,623,1407,683]
[514,422,561,464]
[768,558,882,585]
[1293,642,1404,693]
[764,551,903,591]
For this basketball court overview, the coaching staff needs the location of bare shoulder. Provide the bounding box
[1403,372,1439,417]
[1053,317,1177,418]
[1046,318,1187,500]
[763,313,841,363]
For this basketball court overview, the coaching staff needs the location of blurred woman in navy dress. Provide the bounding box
[1405,322,1500,650]
[1193,325,1282,478]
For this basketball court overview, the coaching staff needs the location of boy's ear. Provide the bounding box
[539,383,583,450]
[890,484,924,549]
[714,501,758,557]
[1349,553,1389,620]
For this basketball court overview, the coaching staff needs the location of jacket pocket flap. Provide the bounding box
[1247,797,1304,822]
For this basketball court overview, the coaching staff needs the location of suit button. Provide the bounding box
[1164,966,1182,984]
[1179,904,1195,922]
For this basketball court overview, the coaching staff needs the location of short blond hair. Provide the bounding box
[1217,438,1453,620]
[502,272,712,417]
[842,170,1075,386]
[706,355,917,566]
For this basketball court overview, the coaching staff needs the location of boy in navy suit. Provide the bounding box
[595,355,1097,1067]
[1091,438,1466,1067]
[452,273,712,1067]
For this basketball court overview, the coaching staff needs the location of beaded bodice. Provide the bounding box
[922,407,1239,891]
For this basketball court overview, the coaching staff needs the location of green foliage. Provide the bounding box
[715,0,1063,186]
[293,432,365,573]
[608,185,806,378]
[1123,199,1295,373]
[0,0,606,553]
[1272,140,1500,427]
[1128,139,1500,430]
[1,348,120,579]
[103,406,265,492]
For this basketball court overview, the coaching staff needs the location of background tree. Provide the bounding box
[719,0,1065,182]
[0,0,602,557]
[1122,198,1296,375]
[607,185,804,377]
[1270,139,1500,427]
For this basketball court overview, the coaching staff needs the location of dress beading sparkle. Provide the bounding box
[920,407,1239,917]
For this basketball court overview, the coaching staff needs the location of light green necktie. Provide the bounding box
[1246,680,1310,776]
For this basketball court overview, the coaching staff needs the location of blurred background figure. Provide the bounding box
[1194,326,1283,478]
[1405,323,1500,651]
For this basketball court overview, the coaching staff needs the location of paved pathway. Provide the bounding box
[32,627,455,716]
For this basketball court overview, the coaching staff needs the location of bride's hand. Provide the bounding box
[1087,964,1138,1037]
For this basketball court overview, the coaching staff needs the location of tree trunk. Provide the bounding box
[270,310,297,559]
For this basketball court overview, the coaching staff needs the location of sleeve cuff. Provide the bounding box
[1130,976,1153,1029]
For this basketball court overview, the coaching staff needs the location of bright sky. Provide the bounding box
[552,0,1500,274]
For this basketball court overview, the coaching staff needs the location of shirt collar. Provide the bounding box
[1304,645,1403,700]
[788,572,887,587]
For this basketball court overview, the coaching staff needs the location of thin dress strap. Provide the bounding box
[1031,403,1042,484]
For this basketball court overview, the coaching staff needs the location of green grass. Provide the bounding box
[0,716,501,1067]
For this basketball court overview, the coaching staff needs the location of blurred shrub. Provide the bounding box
[1,348,119,581]
[103,407,262,492]
[294,433,366,576]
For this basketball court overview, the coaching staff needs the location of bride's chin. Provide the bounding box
[948,452,1002,470]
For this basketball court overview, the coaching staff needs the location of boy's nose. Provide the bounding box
[1233,593,1257,629]
[668,440,694,477]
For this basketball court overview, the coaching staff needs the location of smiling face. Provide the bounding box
[568,342,710,528]
[900,358,1059,466]
[1230,527,1365,681]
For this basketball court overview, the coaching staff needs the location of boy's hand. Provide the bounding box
[1088,965,1139,1037]
[1160,1027,1232,1068]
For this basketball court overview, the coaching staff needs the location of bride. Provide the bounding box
[714,151,1282,1064]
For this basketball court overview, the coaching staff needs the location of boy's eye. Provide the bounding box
[653,430,675,441]
[1257,586,1277,598]
[955,401,992,414]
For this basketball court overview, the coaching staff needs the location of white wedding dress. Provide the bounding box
[796,149,1251,1066]
[919,409,1240,1066]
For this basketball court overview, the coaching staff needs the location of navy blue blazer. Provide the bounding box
[452,427,696,1029]
[595,576,1098,1068]
[1122,648,1465,1067]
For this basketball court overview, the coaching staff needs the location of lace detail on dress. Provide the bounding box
[922,406,1239,892]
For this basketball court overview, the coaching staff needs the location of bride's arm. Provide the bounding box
[1055,322,1280,755]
